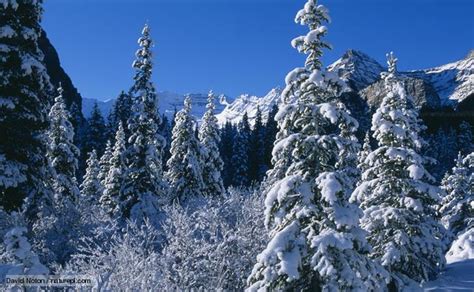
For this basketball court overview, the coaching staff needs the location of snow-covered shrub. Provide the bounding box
[446,228,474,264]
[0,221,49,288]
[158,188,267,290]
[59,219,161,290]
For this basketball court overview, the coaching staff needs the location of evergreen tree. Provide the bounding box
[249,107,267,182]
[0,0,54,213]
[263,104,279,169]
[198,91,225,196]
[47,86,80,203]
[248,1,388,290]
[84,102,107,157]
[358,132,372,173]
[458,121,473,155]
[120,24,166,222]
[232,113,251,187]
[220,121,236,187]
[80,150,102,206]
[101,122,126,217]
[98,140,113,186]
[351,53,446,288]
[159,114,173,168]
[79,150,103,223]
[108,90,133,140]
[439,152,473,237]
[42,85,81,263]
[166,97,205,202]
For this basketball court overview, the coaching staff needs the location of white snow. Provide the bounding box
[0,25,16,38]
[446,229,474,264]
[422,260,474,291]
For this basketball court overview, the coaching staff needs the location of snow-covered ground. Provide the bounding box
[422,260,474,291]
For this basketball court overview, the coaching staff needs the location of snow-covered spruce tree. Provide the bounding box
[0,0,54,214]
[166,96,205,203]
[198,91,225,196]
[351,53,446,288]
[37,85,82,263]
[358,132,372,173]
[232,113,251,187]
[79,150,103,225]
[220,121,237,187]
[120,24,166,222]
[98,140,113,186]
[47,86,81,204]
[248,1,388,290]
[249,107,267,182]
[439,152,473,237]
[101,122,126,217]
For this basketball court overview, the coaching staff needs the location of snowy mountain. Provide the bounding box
[216,88,282,126]
[82,91,230,120]
[327,49,385,91]
[406,53,474,106]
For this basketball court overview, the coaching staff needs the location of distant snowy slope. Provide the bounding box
[407,53,474,106]
[216,88,282,126]
[82,91,230,120]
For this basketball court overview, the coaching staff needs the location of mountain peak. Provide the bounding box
[328,49,384,91]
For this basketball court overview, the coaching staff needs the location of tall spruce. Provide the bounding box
[79,149,103,223]
[458,121,473,155]
[101,122,126,217]
[84,102,107,157]
[41,85,81,263]
[351,53,446,288]
[439,152,473,237]
[98,140,113,186]
[120,24,166,222]
[263,104,279,169]
[0,0,54,213]
[166,96,205,202]
[108,90,133,140]
[232,113,251,187]
[198,91,225,196]
[249,107,267,182]
[248,1,388,290]
[220,121,236,187]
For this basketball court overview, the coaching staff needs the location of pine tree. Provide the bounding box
[84,102,107,156]
[47,86,81,203]
[101,122,126,216]
[0,0,54,213]
[263,104,279,169]
[220,121,236,187]
[79,149,103,224]
[439,152,473,237]
[80,150,102,206]
[458,121,473,155]
[198,91,225,196]
[120,24,166,222]
[249,107,267,182]
[159,114,173,168]
[98,140,113,186]
[108,90,133,140]
[358,132,372,173]
[232,113,251,187]
[351,53,446,288]
[248,1,388,290]
[166,96,205,202]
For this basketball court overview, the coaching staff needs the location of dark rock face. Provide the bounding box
[38,30,85,124]
[359,77,441,110]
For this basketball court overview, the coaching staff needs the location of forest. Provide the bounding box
[0,0,473,291]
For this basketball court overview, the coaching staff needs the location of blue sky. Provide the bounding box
[42,0,474,100]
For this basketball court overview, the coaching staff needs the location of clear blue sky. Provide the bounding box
[42,0,474,100]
